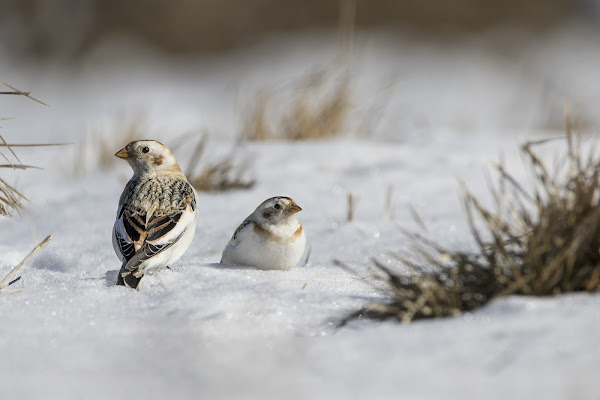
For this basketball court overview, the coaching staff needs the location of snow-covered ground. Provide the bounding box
[1,25,600,399]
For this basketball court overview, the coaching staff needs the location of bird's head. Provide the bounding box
[115,140,182,176]
[254,196,302,225]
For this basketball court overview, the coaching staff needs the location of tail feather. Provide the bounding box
[115,264,143,290]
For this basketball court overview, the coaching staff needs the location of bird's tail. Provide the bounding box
[115,263,142,290]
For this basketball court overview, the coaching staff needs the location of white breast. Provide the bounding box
[221,222,306,270]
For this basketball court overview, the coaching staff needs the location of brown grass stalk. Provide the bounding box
[0,236,52,292]
[0,81,48,106]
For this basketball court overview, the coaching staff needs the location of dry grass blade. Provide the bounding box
[407,204,428,233]
[0,150,15,169]
[0,135,22,165]
[0,235,52,292]
[0,81,48,106]
[343,121,600,325]
[347,193,357,221]
[0,164,42,170]
[0,143,71,147]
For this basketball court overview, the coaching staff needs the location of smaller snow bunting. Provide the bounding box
[112,140,198,289]
[221,196,306,270]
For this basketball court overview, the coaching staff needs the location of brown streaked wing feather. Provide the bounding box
[115,228,136,261]
[146,212,182,242]
[123,212,146,243]
[123,227,188,273]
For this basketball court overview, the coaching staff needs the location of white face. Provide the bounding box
[254,197,302,224]
[116,140,178,174]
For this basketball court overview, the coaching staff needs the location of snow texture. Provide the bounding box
[1,26,599,399]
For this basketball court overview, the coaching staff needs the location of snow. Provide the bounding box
[1,25,600,399]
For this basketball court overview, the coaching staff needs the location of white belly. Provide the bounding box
[222,228,306,270]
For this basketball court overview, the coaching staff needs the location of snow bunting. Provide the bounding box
[112,140,198,289]
[221,196,306,270]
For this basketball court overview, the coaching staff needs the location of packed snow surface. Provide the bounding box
[1,26,599,399]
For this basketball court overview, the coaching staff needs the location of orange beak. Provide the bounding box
[115,148,129,159]
[289,202,302,213]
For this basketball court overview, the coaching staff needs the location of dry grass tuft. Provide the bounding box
[0,140,67,216]
[341,118,600,325]
[0,82,53,289]
[0,82,62,216]
[182,134,255,192]
[242,2,362,141]
[0,175,26,216]
[243,67,352,141]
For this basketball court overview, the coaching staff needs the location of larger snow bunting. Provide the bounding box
[221,196,306,270]
[112,140,198,289]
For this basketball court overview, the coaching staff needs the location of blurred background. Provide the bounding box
[0,0,595,57]
[1,0,600,146]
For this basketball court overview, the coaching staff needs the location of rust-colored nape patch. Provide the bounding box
[290,224,303,242]
[153,155,164,166]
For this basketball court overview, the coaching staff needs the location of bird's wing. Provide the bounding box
[113,179,138,262]
[228,218,254,247]
[113,219,136,262]
[123,224,189,276]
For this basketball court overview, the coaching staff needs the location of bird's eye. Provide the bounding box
[142,146,150,153]
[274,204,281,209]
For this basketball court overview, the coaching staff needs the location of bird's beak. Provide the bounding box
[289,202,302,213]
[115,147,129,159]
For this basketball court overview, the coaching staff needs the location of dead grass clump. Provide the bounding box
[182,134,255,192]
[0,174,27,216]
[0,140,68,216]
[243,2,358,141]
[243,67,352,141]
[0,82,53,290]
[341,120,600,324]
[0,82,61,216]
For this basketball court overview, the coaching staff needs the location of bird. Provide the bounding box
[221,196,306,270]
[112,140,198,289]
